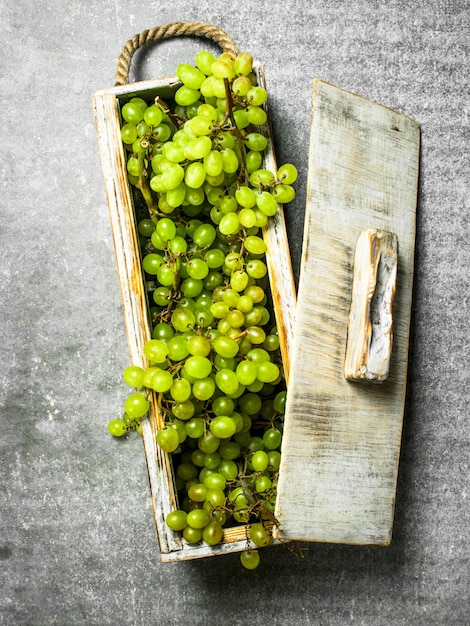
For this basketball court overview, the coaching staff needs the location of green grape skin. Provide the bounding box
[124,393,149,418]
[156,427,180,453]
[203,521,224,546]
[210,415,237,439]
[183,525,203,544]
[185,417,205,439]
[263,427,282,450]
[108,418,127,437]
[277,163,298,185]
[186,508,211,529]
[122,365,145,388]
[166,509,188,531]
[249,523,272,548]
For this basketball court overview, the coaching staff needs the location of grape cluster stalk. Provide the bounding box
[108,49,298,569]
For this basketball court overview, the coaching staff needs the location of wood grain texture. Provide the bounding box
[344,228,398,383]
[273,80,420,545]
[93,64,296,561]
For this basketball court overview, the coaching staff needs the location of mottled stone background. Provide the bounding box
[1,1,468,624]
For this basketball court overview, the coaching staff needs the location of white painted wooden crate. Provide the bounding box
[93,64,297,561]
[93,48,420,560]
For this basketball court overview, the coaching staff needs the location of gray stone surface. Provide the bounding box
[1,0,469,624]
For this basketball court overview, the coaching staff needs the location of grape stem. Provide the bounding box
[223,78,249,184]
[135,151,158,217]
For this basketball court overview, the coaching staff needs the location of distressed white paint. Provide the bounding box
[274,80,420,545]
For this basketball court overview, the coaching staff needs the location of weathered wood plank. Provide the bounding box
[274,80,420,545]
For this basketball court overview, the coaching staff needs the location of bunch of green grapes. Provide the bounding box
[108,49,297,569]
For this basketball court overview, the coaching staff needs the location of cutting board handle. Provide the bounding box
[115,21,239,86]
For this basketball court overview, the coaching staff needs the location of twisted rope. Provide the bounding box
[115,21,239,86]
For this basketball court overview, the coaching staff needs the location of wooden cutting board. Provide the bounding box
[274,80,420,545]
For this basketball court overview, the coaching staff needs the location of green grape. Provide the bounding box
[192,377,216,401]
[250,169,276,186]
[211,59,235,81]
[203,150,224,177]
[238,208,257,228]
[108,418,127,437]
[244,235,267,255]
[185,161,207,189]
[187,258,209,280]
[246,86,268,106]
[246,106,267,126]
[121,101,144,124]
[148,369,173,393]
[167,335,190,361]
[166,509,188,531]
[212,336,239,358]
[122,365,145,388]
[121,123,138,145]
[171,309,196,333]
[176,63,206,89]
[143,104,163,127]
[173,400,195,421]
[169,235,188,254]
[203,452,221,469]
[188,483,208,502]
[257,361,280,383]
[198,431,220,454]
[230,270,249,292]
[273,390,287,413]
[202,521,224,546]
[246,150,263,173]
[256,191,278,216]
[249,523,272,547]
[232,75,252,96]
[156,427,180,452]
[143,339,168,364]
[142,253,163,275]
[186,508,210,529]
[195,50,216,75]
[185,417,205,439]
[251,450,269,472]
[215,369,239,395]
[219,213,240,235]
[184,136,212,160]
[272,183,296,204]
[254,474,272,493]
[187,335,211,356]
[236,360,258,386]
[137,218,155,237]
[267,450,281,471]
[263,427,282,450]
[203,472,226,491]
[221,148,239,173]
[210,415,237,439]
[204,248,225,269]
[175,85,201,107]
[233,51,253,76]
[246,260,267,279]
[212,395,235,416]
[170,378,192,402]
[277,163,298,185]
[192,223,216,248]
[183,525,203,543]
[238,392,262,415]
[124,392,149,418]
[205,487,226,508]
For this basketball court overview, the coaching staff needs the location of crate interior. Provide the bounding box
[96,67,296,560]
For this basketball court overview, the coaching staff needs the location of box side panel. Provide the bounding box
[274,80,420,544]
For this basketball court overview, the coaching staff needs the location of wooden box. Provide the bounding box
[93,64,297,561]
[94,41,420,560]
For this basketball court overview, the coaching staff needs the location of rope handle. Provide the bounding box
[115,21,239,86]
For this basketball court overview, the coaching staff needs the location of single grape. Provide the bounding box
[108,418,127,437]
[124,393,149,418]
